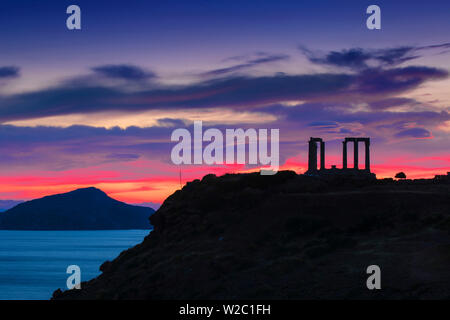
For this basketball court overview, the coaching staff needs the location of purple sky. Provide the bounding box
[0,0,449,203]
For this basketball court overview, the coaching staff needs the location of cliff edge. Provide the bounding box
[53,171,450,299]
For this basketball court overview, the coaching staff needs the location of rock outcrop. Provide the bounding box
[53,172,450,299]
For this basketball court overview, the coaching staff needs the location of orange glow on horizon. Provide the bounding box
[0,156,448,204]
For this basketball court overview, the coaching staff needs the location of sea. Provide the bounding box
[0,230,150,300]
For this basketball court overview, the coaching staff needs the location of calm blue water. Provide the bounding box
[0,230,150,300]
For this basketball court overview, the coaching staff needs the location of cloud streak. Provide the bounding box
[202,53,289,77]
[300,43,450,70]
[0,66,19,78]
[92,64,156,81]
[0,65,447,122]
[395,127,432,139]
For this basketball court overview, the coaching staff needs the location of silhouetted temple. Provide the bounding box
[306,137,376,178]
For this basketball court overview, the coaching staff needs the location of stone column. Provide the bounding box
[308,139,317,171]
[365,140,370,171]
[342,141,347,169]
[353,140,359,169]
[320,141,325,170]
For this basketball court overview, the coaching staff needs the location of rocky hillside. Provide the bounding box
[53,172,450,299]
[0,187,154,230]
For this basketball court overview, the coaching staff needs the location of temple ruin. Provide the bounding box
[306,137,375,178]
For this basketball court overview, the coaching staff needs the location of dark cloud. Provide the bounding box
[0,64,447,123]
[257,103,449,133]
[0,66,19,78]
[0,73,353,122]
[417,42,450,51]
[92,64,156,81]
[301,47,373,70]
[202,54,289,77]
[300,46,416,70]
[105,153,141,161]
[0,101,448,171]
[373,47,419,66]
[355,66,448,94]
[0,44,448,123]
[300,43,450,70]
[0,86,123,121]
[0,124,175,170]
[368,97,417,110]
[307,121,340,129]
[395,128,432,139]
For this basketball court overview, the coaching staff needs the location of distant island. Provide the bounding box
[54,171,450,299]
[0,200,23,212]
[0,187,154,230]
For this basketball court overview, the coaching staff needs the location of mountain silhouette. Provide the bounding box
[0,187,154,230]
[53,171,450,299]
[0,200,23,212]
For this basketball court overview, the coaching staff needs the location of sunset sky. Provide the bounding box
[0,0,449,205]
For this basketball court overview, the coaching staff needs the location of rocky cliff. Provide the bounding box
[53,172,450,299]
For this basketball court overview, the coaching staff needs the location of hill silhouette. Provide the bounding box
[53,172,450,299]
[0,187,154,230]
[0,200,23,212]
